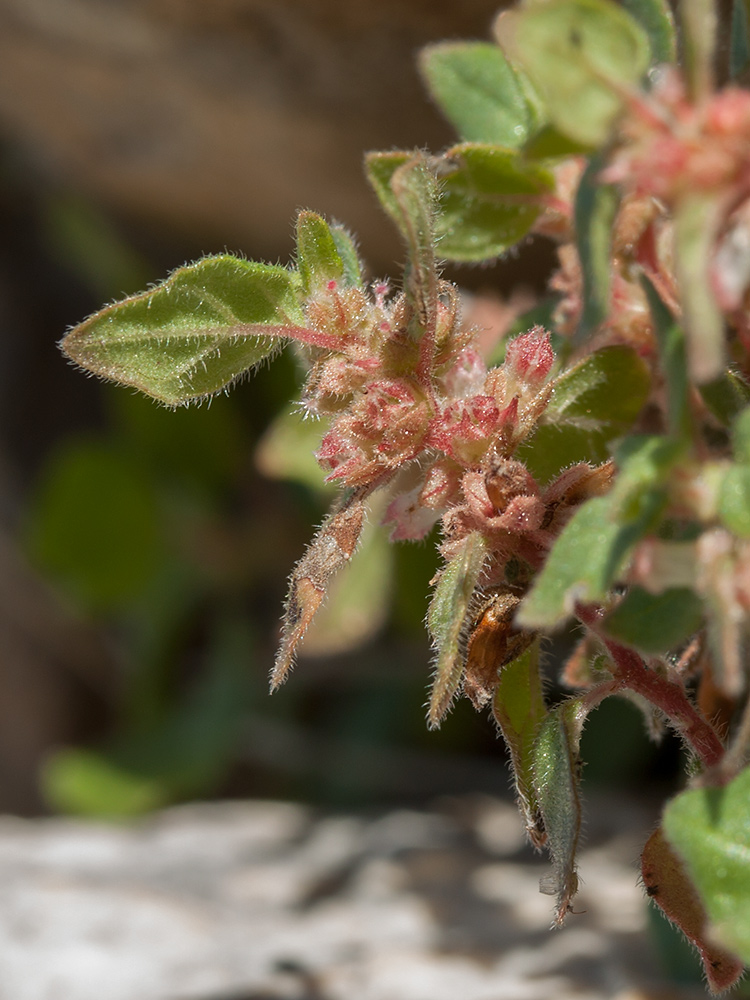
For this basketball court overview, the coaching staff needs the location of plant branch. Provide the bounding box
[576,604,725,770]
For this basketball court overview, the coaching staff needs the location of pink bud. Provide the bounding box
[503,327,555,387]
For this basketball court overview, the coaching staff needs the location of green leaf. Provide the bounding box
[547,346,651,429]
[663,765,750,965]
[731,0,750,79]
[61,255,305,405]
[419,42,538,146]
[368,145,554,264]
[518,436,677,628]
[621,0,677,66]
[641,826,745,993]
[255,408,334,494]
[516,422,612,485]
[518,345,651,483]
[367,152,440,343]
[492,642,548,845]
[302,515,394,657]
[532,700,585,924]
[574,156,619,341]
[673,192,726,383]
[438,143,554,262]
[26,441,164,612]
[295,211,344,295]
[391,155,440,336]
[731,405,750,463]
[365,151,413,226]
[330,224,364,287]
[517,497,634,628]
[718,464,750,537]
[604,586,704,654]
[496,0,650,147]
[608,434,684,521]
[699,369,750,428]
[523,125,592,160]
[427,533,487,728]
[716,408,750,536]
[642,276,691,439]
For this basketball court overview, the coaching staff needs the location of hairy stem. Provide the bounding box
[576,604,725,770]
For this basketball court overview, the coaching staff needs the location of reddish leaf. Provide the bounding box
[641,826,744,993]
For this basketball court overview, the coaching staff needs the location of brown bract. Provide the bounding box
[464,588,535,709]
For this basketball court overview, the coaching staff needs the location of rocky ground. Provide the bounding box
[0,793,708,1000]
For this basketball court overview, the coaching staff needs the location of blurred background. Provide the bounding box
[0,0,681,820]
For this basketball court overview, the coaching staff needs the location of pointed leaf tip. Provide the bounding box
[426,533,487,728]
[272,491,369,689]
[295,211,345,295]
[61,255,304,405]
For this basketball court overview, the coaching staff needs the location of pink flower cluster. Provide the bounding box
[293,274,613,584]
[605,68,750,205]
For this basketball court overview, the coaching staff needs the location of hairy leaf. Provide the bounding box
[368,145,553,264]
[303,516,394,658]
[641,826,745,993]
[365,151,413,227]
[427,533,488,728]
[272,489,370,689]
[604,586,704,654]
[390,154,441,345]
[438,143,554,262]
[517,423,613,485]
[419,42,538,146]
[518,435,673,631]
[330,225,364,287]
[367,152,441,351]
[61,255,306,405]
[518,345,650,483]
[296,211,345,295]
[492,641,548,846]
[663,766,750,966]
[547,346,651,428]
[517,497,627,628]
[495,0,650,147]
[532,700,585,924]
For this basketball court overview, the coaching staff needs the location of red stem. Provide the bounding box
[576,604,725,770]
